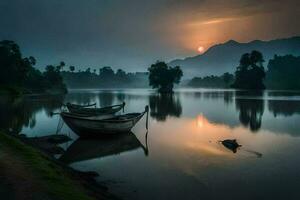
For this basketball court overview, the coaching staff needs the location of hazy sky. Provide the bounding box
[0,0,299,71]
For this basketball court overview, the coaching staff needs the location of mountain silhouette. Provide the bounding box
[169,36,300,78]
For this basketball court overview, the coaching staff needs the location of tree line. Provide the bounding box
[1,39,299,94]
[265,55,300,89]
[188,50,300,90]
[188,73,234,88]
[61,67,149,88]
[0,40,66,94]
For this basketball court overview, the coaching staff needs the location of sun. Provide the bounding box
[197,46,204,54]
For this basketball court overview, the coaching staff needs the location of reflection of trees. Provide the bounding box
[64,92,97,105]
[190,91,234,105]
[268,100,300,117]
[235,91,264,132]
[223,91,234,105]
[149,94,182,121]
[0,95,64,134]
[268,91,300,97]
[98,92,114,107]
[116,93,126,102]
[203,91,234,105]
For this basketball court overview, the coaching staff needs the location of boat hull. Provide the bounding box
[61,112,144,137]
[66,102,125,117]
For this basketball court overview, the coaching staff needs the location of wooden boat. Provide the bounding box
[66,102,96,109]
[66,102,125,116]
[59,132,148,164]
[61,106,149,136]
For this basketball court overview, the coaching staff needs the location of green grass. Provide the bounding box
[0,132,95,200]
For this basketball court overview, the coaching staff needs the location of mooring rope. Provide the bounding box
[55,106,65,134]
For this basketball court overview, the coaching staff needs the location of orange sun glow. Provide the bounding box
[197,46,204,53]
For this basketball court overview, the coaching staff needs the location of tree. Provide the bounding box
[43,63,67,93]
[222,72,234,87]
[265,55,300,89]
[99,66,114,79]
[24,67,45,92]
[0,40,34,86]
[56,61,65,71]
[116,69,126,78]
[69,66,75,72]
[60,61,65,70]
[231,50,266,89]
[0,40,67,94]
[148,61,183,93]
[85,67,91,73]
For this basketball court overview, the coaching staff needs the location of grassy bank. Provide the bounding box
[0,86,23,96]
[0,132,95,200]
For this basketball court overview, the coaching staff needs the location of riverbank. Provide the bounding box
[0,132,116,200]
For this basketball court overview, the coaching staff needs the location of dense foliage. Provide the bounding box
[0,40,35,87]
[42,63,67,93]
[0,40,66,94]
[265,55,300,89]
[148,61,183,93]
[188,73,234,88]
[61,67,149,88]
[231,50,266,89]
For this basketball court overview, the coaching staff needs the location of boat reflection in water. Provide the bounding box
[60,132,148,164]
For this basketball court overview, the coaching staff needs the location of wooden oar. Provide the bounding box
[144,131,149,156]
[122,102,125,113]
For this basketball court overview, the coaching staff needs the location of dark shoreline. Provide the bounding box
[1,131,119,200]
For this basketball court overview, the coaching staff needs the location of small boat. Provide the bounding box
[61,106,149,136]
[66,102,96,109]
[66,102,125,116]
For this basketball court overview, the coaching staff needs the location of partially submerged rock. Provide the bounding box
[221,139,242,153]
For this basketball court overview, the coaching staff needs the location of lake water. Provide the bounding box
[1,89,300,200]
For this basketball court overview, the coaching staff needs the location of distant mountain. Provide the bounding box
[169,36,300,78]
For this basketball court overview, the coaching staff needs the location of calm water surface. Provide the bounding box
[1,89,300,200]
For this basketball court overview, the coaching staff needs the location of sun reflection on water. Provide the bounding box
[196,114,205,128]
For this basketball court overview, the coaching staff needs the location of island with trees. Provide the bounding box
[231,50,266,89]
[148,61,183,93]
